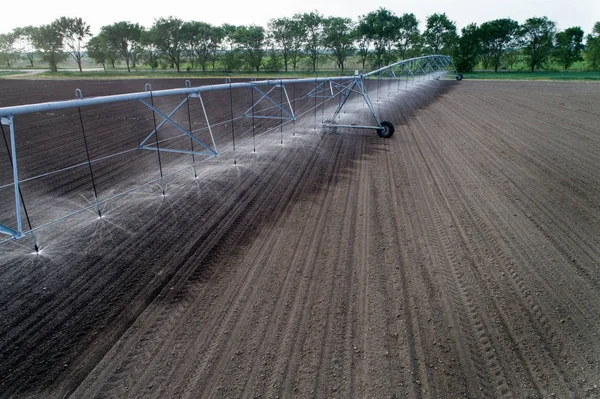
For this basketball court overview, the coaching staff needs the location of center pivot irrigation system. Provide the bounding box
[0,55,460,249]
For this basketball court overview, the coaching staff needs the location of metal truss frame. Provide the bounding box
[0,55,458,243]
[242,83,295,121]
[322,73,382,130]
[137,83,219,157]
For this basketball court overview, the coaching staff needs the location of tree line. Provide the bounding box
[0,9,599,73]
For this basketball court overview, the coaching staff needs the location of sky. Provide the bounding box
[2,0,599,36]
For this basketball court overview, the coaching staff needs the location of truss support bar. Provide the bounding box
[139,146,217,157]
[247,115,295,120]
[322,123,381,130]
[189,92,218,155]
[0,223,18,237]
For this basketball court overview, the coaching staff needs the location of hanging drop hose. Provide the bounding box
[149,91,165,195]
[0,122,37,251]
[314,75,317,128]
[185,95,197,178]
[251,85,256,153]
[229,83,237,165]
[280,79,283,145]
[77,107,102,217]
[292,83,296,137]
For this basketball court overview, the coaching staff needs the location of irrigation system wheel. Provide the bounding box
[377,121,395,138]
[456,73,464,81]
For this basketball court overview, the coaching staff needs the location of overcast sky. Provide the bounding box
[3,0,599,36]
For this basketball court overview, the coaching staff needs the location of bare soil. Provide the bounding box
[1,78,599,398]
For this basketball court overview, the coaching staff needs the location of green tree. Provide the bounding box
[56,17,91,72]
[423,13,458,55]
[520,17,556,72]
[0,33,18,68]
[352,27,370,70]
[101,21,143,72]
[585,22,600,69]
[454,23,481,73]
[13,26,37,67]
[298,11,323,72]
[288,16,304,70]
[149,16,185,72]
[553,26,584,69]
[220,24,243,72]
[357,8,400,68]
[181,21,223,72]
[268,17,303,72]
[232,25,266,72]
[322,17,354,71]
[31,21,67,72]
[396,13,421,59]
[87,33,112,70]
[140,29,159,70]
[479,18,519,72]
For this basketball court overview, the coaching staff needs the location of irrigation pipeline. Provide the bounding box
[0,55,460,244]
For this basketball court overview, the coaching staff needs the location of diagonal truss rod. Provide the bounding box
[307,80,335,98]
[138,96,189,147]
[242,84,296,120]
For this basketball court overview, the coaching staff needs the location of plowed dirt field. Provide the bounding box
[1,78,599,398]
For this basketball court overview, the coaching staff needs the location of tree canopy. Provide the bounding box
[31,21,67,72]
[520,17,557,72]
[479,19,519,72]
[357,8,400,68]
[553,27,584,69]
[423,13,458,55]
[322,17,354,71]
[56,17,91,72]
[101,22,143,72]
[4,11,600,73]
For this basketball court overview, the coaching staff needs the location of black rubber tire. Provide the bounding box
[377,121,395,138]
[456,73,463,81]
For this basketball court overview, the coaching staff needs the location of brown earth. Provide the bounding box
[0,78,599,398]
